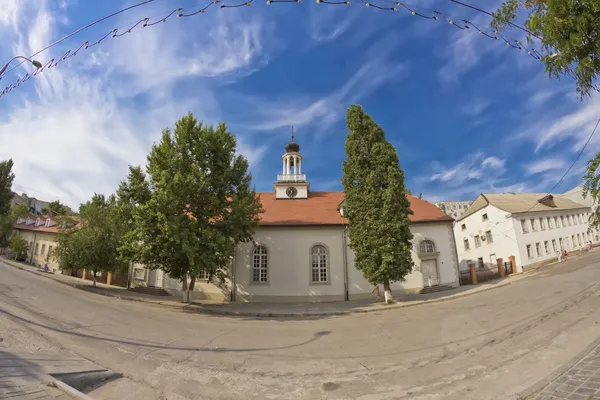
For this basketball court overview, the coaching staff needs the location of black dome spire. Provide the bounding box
[285,126,299,153]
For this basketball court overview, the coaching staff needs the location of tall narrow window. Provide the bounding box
[521,219,528,233]
[540,218,546,230]
[311,245,328,283]
[548,217,553,229]
[535,242,541,257]
[474,236,481,248]
[526,244,532,259]
[485,230,493,243]
[531,219,537,231]
[463,239,470,251]
[252,245,268,283]
[41,244,46,256]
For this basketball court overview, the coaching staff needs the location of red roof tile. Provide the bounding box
[257,192,453,226]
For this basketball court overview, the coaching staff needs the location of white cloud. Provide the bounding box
[460,98,491,117]
[0,2,271,208]
[307,6,358,43]
[525,157,567,175]
[235,40,410,133]
[482,156,505,168]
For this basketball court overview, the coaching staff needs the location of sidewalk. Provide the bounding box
[1,257,533,317]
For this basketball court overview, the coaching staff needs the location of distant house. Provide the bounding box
[12,215,62,272]
[434,201,474,220]
[454,192,597,274]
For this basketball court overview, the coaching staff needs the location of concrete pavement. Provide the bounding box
[1,253,600,399]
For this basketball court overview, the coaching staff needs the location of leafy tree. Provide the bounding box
[583,152,600,229]
[130,113,263,302]
[492,0,600,98]
[0,202,28,253]
[42,200,69,216]
[9,235,28,261]
[341,105,414,304]
[54,194,125,286]
[0,159,15,217]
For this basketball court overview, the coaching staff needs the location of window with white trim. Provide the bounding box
[311,245,328,283]
[474,236,481,248]
[530,218,537,231]
[252,245,268,283]
[540,218,546,230]
[419,240,435,253]
[548,217,554,229]
[485,230,493,243]
[521,219,529,233]
[463,239,470,251]
[535,242,541,257]
[198,269,209,280]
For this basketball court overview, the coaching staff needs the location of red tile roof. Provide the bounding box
[257,191,453,226]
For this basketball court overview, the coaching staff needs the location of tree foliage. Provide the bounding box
[42,200,69,216]
[583,152,600,229]
[492,0,600,98]
[126,113,263,301]
[9,235,28,261]
[341,105,414,302]
[54,194,125,286]
[0,203,28,252]
[0,159,15,217]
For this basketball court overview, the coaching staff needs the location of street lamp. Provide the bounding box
[0,56,43,78]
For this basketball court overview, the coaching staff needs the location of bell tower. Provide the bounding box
[274,126,309,199]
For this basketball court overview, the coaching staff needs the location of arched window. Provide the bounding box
[419,240,436,254]
[311,245,328,283]
[252,245,268,283]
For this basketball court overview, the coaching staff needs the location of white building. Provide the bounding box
[134,136,461,302]
[454,192,595,274]
[435,201,473,220]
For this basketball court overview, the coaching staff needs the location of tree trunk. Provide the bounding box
[189,275,196,291]
[181,273,190,303]
[92,270,97,287]
[383,279,393,303]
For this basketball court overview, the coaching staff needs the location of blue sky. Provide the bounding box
[0,0,598,209]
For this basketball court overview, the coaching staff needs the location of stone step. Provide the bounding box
[129,286,172,296]
[419,285,453,295]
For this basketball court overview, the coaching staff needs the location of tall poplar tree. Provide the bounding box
[131,113,263,302]
[341,105,414,303]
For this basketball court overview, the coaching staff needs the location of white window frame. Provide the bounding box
[310,244,329,284]
[544,241,549,254]
[521,219,529,233]
[474,236,481,248]
[535,242,541,257]
[463,238,470,251]
[251,245,268,284]
[198,269,210,280]
[530,218,537,231]
[552,239,556,252]
[419,240,436,254]
[540,217,546,230]
[485,230,493,244]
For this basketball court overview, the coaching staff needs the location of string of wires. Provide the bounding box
[0,0,256,98]
[0,0,565,98]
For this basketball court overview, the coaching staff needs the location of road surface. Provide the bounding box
[1,253,600,400]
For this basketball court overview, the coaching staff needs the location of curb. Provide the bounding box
[516,336,600,399]
[50,379,95,400]
[1,258,522,318]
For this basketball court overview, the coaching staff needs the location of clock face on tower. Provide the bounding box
[286,187,298,198]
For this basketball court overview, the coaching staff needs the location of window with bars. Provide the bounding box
[311,245,328,283]
[252,245,268,283]
[419,240,435,253]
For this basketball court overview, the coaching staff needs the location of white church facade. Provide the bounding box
[134,136,461,302]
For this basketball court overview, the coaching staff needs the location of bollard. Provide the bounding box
[509,256,517,274]
[497,257,505,277]
[469,263,477,285]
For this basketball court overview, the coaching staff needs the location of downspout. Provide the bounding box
[449,223,462,286]
[29,232,37,265]
[342,226,349,301]
[230,248,237,302]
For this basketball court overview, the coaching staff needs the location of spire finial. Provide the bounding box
[291,124,295,142]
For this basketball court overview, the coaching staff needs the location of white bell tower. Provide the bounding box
[274,126,309,199]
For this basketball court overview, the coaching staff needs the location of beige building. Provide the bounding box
[134,137,461,302]
[434,201,474,219]
[12,215,61,272]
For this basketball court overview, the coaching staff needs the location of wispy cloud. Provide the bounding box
[0,2,271,208]
[525,157,567,175]
[460,98,492,117]
[482,156,505,168]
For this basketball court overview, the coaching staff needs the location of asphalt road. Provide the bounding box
[1,253,600,400]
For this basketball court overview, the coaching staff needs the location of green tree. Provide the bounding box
[54,194,125,286]
[0,159,15,217]
[130,113,263,302]
[583,152,600,229]
[9,235,28,261]
[42,200,68,215]
[492,0,600,98]
[341,105,414,303]
[0,202,28,253]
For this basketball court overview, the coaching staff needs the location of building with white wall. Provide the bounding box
[134,136,461,302]
[454,192,594,273]
[435,201,473,220]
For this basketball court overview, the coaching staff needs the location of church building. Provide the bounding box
[135,135,461,302]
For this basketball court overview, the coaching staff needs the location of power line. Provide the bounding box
[1,0,156,79]
[443,0,542,41]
